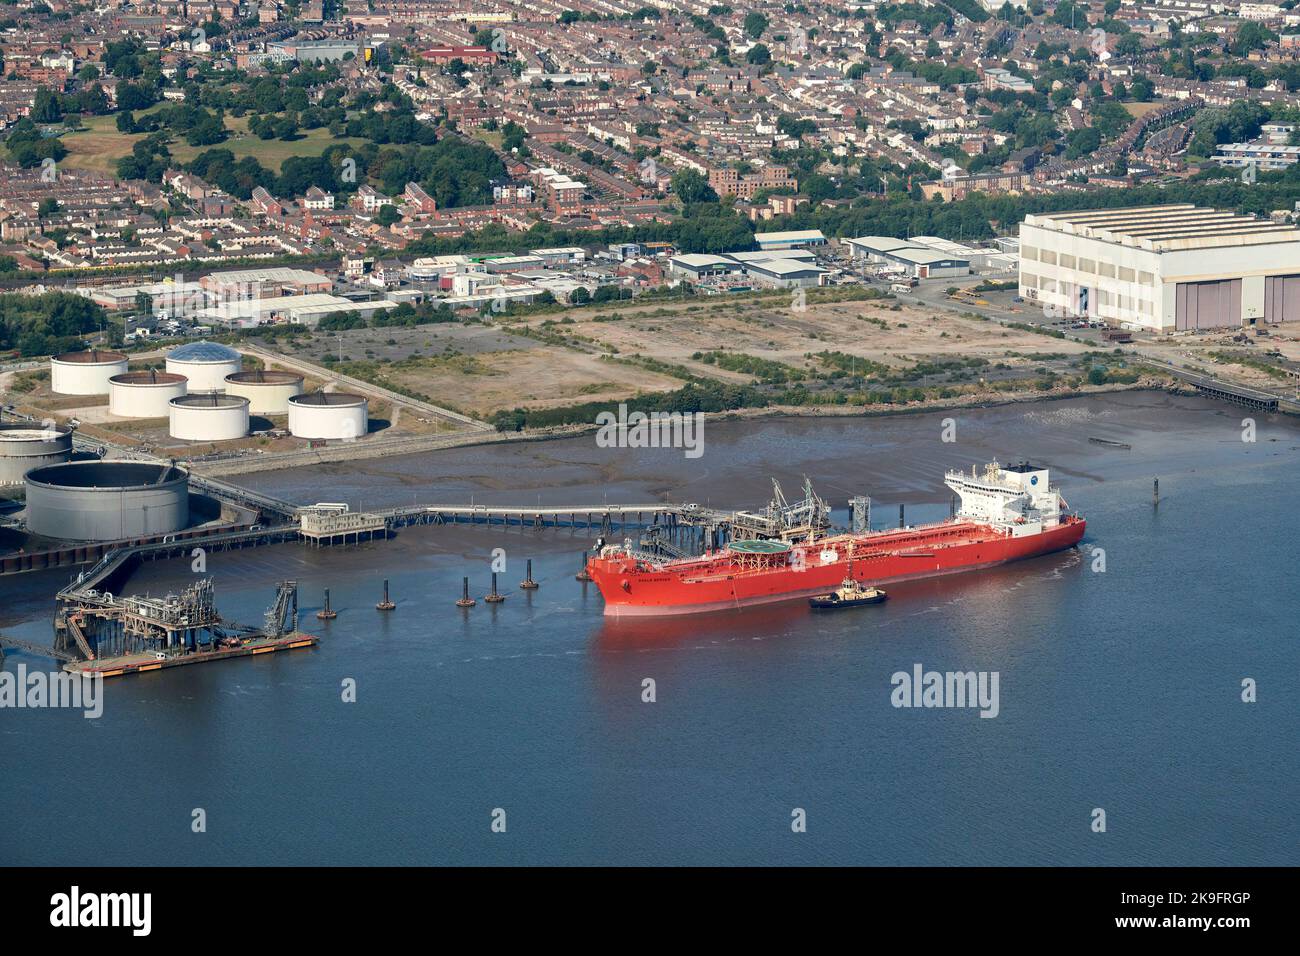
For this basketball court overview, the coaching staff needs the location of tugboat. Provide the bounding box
[808,579,887,610]
[808,544,887,610]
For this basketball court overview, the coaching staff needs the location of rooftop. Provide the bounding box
[168,341,242,363]
[1024,205,1300,252]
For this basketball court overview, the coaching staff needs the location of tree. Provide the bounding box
[1116,33,1143,57]
[32,88,63,123]
[746,43,771,65]
[670,169,718,204]
[743,12,768,40]
[186,115,227,147]
[1233,21,1276,57]
[375,204,401,226]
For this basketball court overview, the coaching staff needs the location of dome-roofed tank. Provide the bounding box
[165,340,242,392]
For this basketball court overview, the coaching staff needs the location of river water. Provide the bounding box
[2,391,1297,865]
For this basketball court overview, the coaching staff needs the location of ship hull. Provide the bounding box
[589,516,1085,617]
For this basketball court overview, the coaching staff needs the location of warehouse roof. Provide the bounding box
[744,259,828,277]
[845,236,916,252]
[1024,205,1300,252]
[672,254,740,269]
[754,229,827,244]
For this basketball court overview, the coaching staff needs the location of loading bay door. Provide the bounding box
[1263,275,1300,324]
[1174,279,1241,331]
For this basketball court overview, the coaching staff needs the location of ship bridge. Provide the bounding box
[944,460,1063,534]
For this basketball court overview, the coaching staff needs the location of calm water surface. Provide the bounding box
[2,392,1297,865]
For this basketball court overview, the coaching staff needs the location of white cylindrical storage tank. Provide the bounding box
[50,350,129,395]
[169,393,249,441]
[288,392,368,440]
[223,370,304,414]
[165,341,242,392]
[109,370,188,418]
[0,423,74,485]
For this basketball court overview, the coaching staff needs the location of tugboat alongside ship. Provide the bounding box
[586,460,1086,617]
[809,544,888,610]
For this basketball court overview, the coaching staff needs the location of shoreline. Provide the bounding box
[190,380,1186,479]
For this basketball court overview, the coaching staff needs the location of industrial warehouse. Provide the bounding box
[1018,205,1300,333]
[668,249,828,289]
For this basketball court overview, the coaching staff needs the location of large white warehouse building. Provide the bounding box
[1019,205,1300,333]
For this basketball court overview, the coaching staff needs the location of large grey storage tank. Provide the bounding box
[0,423,74,485]
[23,461,189,542]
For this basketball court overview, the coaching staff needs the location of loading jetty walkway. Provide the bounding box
[3,492,731,580]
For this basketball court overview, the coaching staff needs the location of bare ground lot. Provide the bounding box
[507,292,1095,385]
[259,292,1125,418]
[369,348,684,415]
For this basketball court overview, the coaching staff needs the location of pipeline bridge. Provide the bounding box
[1140,358,1295,413]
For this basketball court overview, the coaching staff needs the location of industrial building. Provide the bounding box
[668,249,827,288]
[83,280,209,317]
[200,267,333,301]
[197,294,402,329]
[844,236,972,279]
[753,229,828,251]
[0,423,72,485]
[23,461,189,542]
[109,370,188,418]
[50,350,129,396]
[739,258,828,289]
[1214,142,1300,173]
[1018,205,1300,332]
[169,393,250,441]
[224,370,304,414]
[166,341,243,392]
[287,392,368,440]
[668,254,745,281]
[484,255,545,274]
[267,38,362,63]
[529,246,586,267]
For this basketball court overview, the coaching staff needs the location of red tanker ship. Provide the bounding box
[588,460,1086,617]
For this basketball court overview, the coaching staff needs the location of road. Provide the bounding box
[905,275,1300,405]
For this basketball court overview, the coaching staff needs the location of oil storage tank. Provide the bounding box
[50,350,129,395]
[223,369,304,414]
[109,370,188,418]
[24,461,189,541]
[165,341,242,392]
[288,392,368,440]
[0,423,73,485]
[169,393,249,441]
